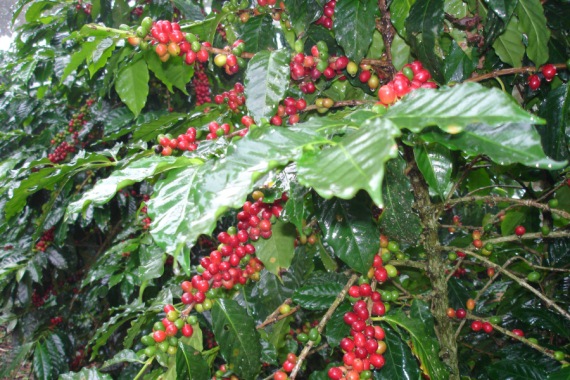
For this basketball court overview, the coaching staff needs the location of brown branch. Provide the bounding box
[484,230,570,245]
[442,246,570,322]
[289,273,359,379]
[256,299,300,330]
[377,0,396,75]
[467,64,567,82]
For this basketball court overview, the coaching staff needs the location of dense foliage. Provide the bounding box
[0,0,569,379]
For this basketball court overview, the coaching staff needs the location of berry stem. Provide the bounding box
[466,64,567,83]
[484,230,570,245]
[256,298,300,330]
[289,273,359,379]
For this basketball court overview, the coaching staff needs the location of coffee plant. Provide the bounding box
[0,0,569,379]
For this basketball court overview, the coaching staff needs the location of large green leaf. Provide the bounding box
[379,157,422,245]
[211,299,262,379]
[315,195,380,273]
[547,367,570,380]
[115,57,149,117]
[374,326,421,380]
[59,367,113,380]
[515,0,550,67]
[33,341,52,380]
[146,52,195,94]
[383,301,449,380]
[292,272,346,310]
[176,343,210,380]
[284,0,322,35]
[6,152,113,221]
[493,15,525,67]
[414,143,453,199]
[538,83,569,162]
[244,50,291,123]
[252,220,297,276]
[420,122,566,170]
[405,0,445,83]
[88,37,115,78]
[487,360,548,379]
[239,15,279,51]
[333,0,377,62]
[297,112,401,206]
[390,0,417,36]
[139,243,165,282]
[512,306,570,339]
[385,82,543,133]
[61,38,102,82]
[147,125,323,257]
[67,155,198,216]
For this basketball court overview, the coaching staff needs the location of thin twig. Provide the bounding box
[467,64,568,82]
[256,299,300,330]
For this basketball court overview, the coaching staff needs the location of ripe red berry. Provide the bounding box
[528,74,541,90]
[512,329,524,337]
[514,225,526,236]
[471,320,483,331]
[182,324,194,337]
[456,308,467,319]
[482,322,493,333]
[541,64,557,82]
[328,367,343,380]
[153,330,166,342]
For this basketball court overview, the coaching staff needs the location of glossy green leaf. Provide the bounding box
[487,360,548,379]
[244,50,291,123]
[239,15,279,51]
[293,272,346,310]
[6,152,112,221]
[374,326,421,380]
[115,57,149,117]
[146,53,194,94]
[297,113,401,206]
[172,0,204,20]
[515,0,550,67]
[483,0,518,48]
[512,306,570,339]
[383,302,449,380]
[59,367,113,380]
[501,209,526,236]
[420,122,566,170]
[333,0,377,62]
[385,82,543,133]
[88,37,115,78]
[253,220,296,276]
[414,143,453,199]
[390,0,416,36]
[212,299,262,379]
[282,181,309,234]
[538,83,569,162]
[265,316,292,357]
[33,341,52,380]
[101,350,143,368]
[315,195,380,274]
[148,125,323,256]
[139,243,164,282]
[325,302,352,348]
[406,0,445,83]
[176,343,210,380]
[547,367,570,380]
[67,155,198,216]
[443,40,476,83]
[493,15,524,68]
[379,157,422,245]
[61,38,101,82]
[284,0,322,35]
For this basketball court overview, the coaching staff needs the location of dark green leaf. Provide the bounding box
[297,113,401,206]
[406,0,445,83]
[420,123,566,170]
[501,209,526,236]
[115,57,149,117]
[172,0,204,20]
[244,50,291,123]
[492,15,525,68]
[102,350,143,368]
[146,52,194,95]
[324,302,351,347]
[239,15,279,51]
[139,243,165,282]
[61,38,101,82]
[414,143,453,199]
[211,299,262,380]
[547,366,570,380]
[515,0,550,66]
[538,83,569,163]
[176,343,210,380]
[379,157,422,245]
[390,0,416,36]
[88,37,115,78]
[333,0,377,62]
[487,360,548,380]
[383,302,449,379]
[512,306,570,339]
[284,0,322,35]
[253,220,297,276]
[443,40,477,83]
[33,342,52,380]
[374,326,421,380]
[315,195,380,273]
[385,82,543,133]
[282,181,310,233]
[293,271,346,310]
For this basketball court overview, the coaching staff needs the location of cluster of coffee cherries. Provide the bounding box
[75,1,92,15]
[528,63,558,91]
[212,40,246,75]
[139,194,151,229]
[48,141,77,163]
[376,61,437,106]
[327,279,388,378]
[212,363,238,380]
[274,353,299,380]
[32,285,54,307]
[213,82,246,112]
[269,96,307,126]
[156,127,199,156]
[193,64,212,105]
[49,316,63,329]
[290,41,349,94]
[141,304,199,357]
[35,227,55,252]
[446,250,467,278]
[206,121,236,140]
[48,98,94,163]
[236,191,286,241]
[315,0,336,29]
